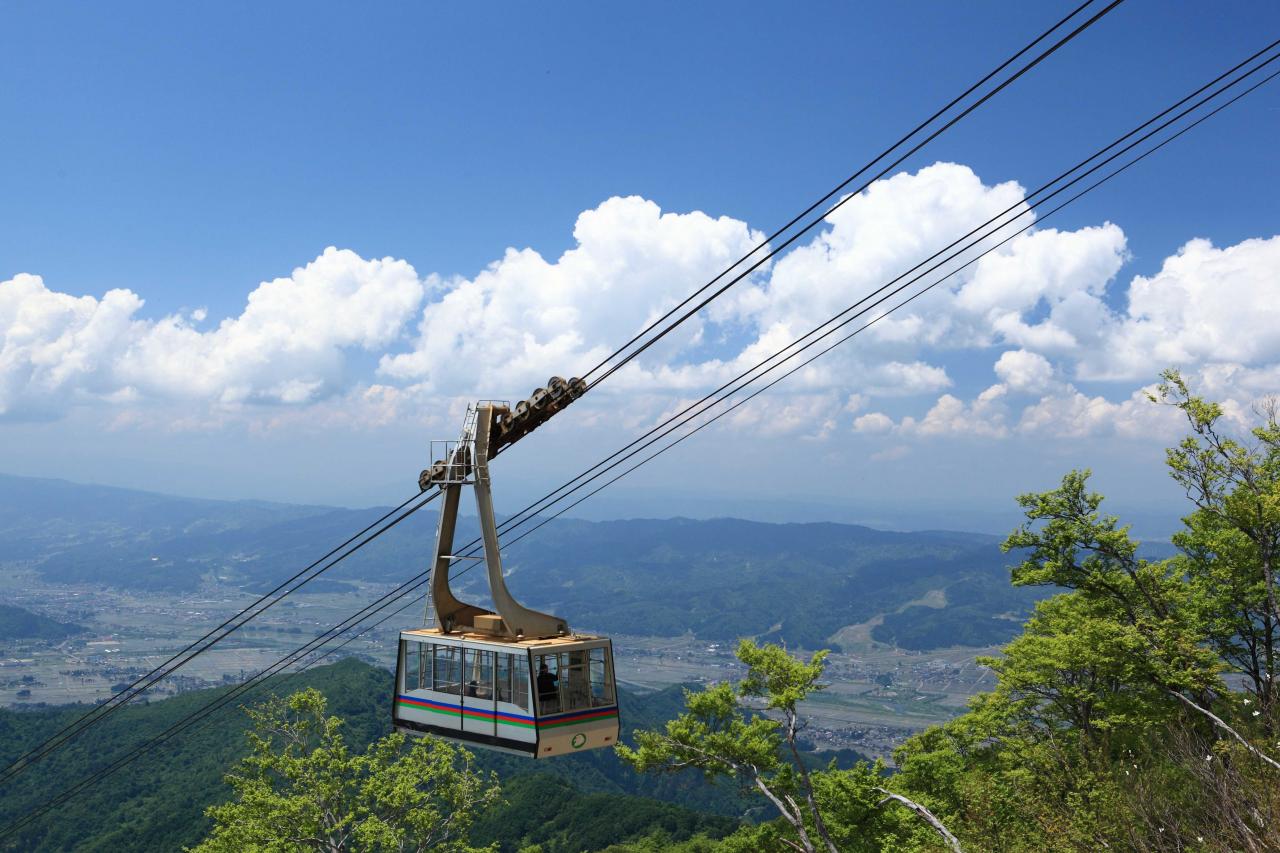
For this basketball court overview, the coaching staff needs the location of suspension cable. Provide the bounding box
[579,0,1127,391]
[9,23,1276,846]
[0,489,439,786]
[448,38,1280,574]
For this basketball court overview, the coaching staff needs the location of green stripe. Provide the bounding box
[497,719,537,730]
[397,700,459,720]
[539,711,619,730]
[398,699,615,730]
[397,699,537,729]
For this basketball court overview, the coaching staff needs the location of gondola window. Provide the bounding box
[464,648,494,698]
[433,644,461,694]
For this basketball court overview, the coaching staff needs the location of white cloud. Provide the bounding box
[853,412,894,433]
[843,393,868,414]
[717,163,1029,373]
[861,361,952,396]
[952,224,1127,353]
[901,389,1009,438]
[0,274,144,419]
[1081,236,1280,381]
[3,163,1277,451]
[377,196,767,396]
[720,393,840,440]
[1015,385,1181,439]
[993,349,1055,394]
[0,248,424,419]
[119,247,423,405]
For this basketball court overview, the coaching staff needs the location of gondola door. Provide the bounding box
[461,648,496,738]
[493,650,536,750]
[430,642,462,731]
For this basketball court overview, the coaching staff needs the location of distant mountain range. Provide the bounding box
[0,472,1071,651]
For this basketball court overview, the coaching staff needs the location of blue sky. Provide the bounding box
[2,2,1278,535]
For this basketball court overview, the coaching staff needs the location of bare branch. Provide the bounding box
[1167,689,1280,773]
[876,788,963,853]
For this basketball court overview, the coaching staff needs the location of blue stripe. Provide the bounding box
[397,694,536,724]
[539,704,619,723]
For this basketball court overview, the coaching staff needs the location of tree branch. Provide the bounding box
[1167,689,1280,773]
[784,709,839,853]
[875,788,963,853]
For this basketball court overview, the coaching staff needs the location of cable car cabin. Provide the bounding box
[394,628,619,757]
[398,400,621,757]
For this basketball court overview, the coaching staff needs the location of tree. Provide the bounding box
[1154,369,1280,720]
[190,688,499,853]
[892,376,1280,849]
[617,639,960,853]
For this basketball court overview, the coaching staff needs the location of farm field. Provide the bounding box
[0,566,998,759]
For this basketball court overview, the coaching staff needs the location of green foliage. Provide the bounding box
[620,680,785,788]
[871,598,1017,650]
[737,640,828,712]
[883,374,1280,850]
[984,593,1174,734]
[1002,468,1223,695]
[191,688,498,852]
[470,774,737,853]
[0,661,749,852]
[609,374,1280,851]
[0,659,393,853]
[617,641,838,797]
[467,681,755,817]
[0,604,83,640]
[1156,368,1280,710]
[620,640,955,853]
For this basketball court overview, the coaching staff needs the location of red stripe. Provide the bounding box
[538,707,619,727]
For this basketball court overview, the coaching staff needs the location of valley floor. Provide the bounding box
[0,566,998,759]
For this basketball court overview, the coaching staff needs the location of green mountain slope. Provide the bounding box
[0,659,749,852]
[1,472,1053,650]
[507,516,1035,647]
[0,605,83,641]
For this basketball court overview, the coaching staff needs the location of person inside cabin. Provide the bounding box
[536,661,558,711]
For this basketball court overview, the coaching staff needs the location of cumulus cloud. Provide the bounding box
[1081,237,1280,381]
[1015,385,1183,439]
[3,162,1277,449]
[0,274,143,419]
[952,224,1128,353]
[853,412,894,434]
[993,349,1055,393]
[0,248,424,419]
[880,234,1280,441]
[901,388,1009,438]
[719,392,840,440]
[378,196,767,395]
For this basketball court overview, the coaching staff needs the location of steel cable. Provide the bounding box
[0,489,438,786]
[11,18,1277,844]
[579,0,1126,391]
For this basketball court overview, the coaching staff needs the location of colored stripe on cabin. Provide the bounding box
[396,695,618,730]
[536,706,620,728]
[396,695,536,729]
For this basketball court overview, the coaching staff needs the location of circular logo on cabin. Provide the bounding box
[570,733,587,749]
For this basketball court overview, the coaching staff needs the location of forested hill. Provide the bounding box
[0,472,1060,650]
[0,659,746,852]
[508,517,1038,648]
[0,604,83,641]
